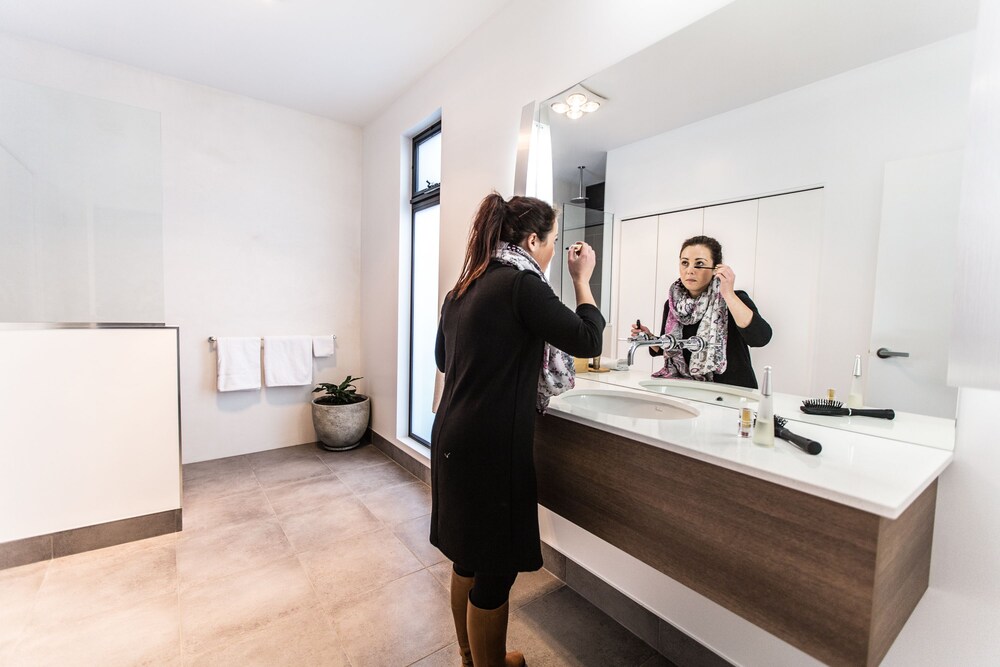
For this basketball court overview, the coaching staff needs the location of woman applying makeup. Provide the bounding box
[630,235,771,388]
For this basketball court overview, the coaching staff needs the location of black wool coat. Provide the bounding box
[430,261,605,573]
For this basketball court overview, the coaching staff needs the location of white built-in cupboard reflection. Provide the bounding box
[614,188,823,393]
[0,327,181,547]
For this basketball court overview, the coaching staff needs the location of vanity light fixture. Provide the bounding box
[549,85,606,120]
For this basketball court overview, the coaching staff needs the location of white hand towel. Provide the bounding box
[263,336,314,387]
[216,337,262,392]
[312,335,336,358]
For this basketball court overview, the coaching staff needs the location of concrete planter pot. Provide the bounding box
[311,395,370,451]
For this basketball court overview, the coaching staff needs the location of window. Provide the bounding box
[409,121,441,445]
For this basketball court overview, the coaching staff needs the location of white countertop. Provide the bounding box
[575,368,956,450]
[547,375,954,519]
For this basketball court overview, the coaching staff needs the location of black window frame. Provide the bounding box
[408,120,441,446]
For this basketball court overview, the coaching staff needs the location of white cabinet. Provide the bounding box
[753,190,824,394]
[615,215,659,374]
[654,208,705,335]
[702,199,759,298]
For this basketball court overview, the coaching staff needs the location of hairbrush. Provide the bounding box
[774,416,822,455]
[800,398,894,420]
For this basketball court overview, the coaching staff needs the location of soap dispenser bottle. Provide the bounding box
[847,355,864,408]
[752,366,774,448]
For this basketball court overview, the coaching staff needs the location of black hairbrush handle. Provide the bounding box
[776,427,822,455]
[849,408,895,420]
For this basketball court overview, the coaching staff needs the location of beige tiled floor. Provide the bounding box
[1,443,673,666]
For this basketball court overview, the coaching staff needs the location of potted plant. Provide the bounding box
[311,375,370,451]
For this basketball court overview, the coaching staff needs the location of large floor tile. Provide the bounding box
[510,567,565,611]
[246,443,319,468]
[264,473,353,516]
[184,606,351,667]
[315,443,391,474]
[179,556,318,655]
[250,453,332,489]
[183,454,251,482]
[176,518,296,590]
[275,495,383,552]
[182,485,275,532]
[409,642,461,667]
[359,480,432,525]
[12,592,180,667]
[329,569,454,667]
[428,560,453,589]
[0,560,48,646]
[182,464,260,505]
[30,540,177,627]
[298,528,424,610]
[507,586,658,666]
[336,460,420,495]
[392,513,446,567]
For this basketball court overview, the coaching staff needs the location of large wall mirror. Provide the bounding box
[530,0,979,444]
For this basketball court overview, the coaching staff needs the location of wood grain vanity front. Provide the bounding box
[534,415,935,667]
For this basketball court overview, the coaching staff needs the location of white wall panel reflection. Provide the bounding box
[0,77,163,323]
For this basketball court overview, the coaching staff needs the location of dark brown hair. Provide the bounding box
[452,193,556,298]
[680,235,723,266]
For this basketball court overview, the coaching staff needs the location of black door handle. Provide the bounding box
[876,347,910,359]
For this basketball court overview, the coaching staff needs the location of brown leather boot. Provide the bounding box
[449,570,475,666]
[467,600,527,667]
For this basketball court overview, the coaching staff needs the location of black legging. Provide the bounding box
[454,563,517,610]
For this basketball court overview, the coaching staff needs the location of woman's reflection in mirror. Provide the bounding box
[630,235,772,388]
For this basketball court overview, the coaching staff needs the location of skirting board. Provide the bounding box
[0,509,182,571]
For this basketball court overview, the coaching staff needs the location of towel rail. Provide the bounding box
[208,335,336,344]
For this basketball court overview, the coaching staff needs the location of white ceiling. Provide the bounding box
[0,0,511,126]
[547,0,979,188]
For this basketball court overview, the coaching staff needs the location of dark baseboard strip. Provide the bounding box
[372,432,730,667]
[371,429,431,484]
[0,509,182,571]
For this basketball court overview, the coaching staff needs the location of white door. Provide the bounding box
[615,215,660,373]
[867,151,962,418]
[654,208,705,347]
[753,189,824,396]
[702,199,758,299]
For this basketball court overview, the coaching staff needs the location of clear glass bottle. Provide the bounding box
[738,398,752,438]
[753,366,774,447]
[847,355,864,408]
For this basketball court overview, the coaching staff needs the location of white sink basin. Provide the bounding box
[557,389,698,421]
[638,379,759,409]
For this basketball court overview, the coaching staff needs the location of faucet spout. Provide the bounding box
[625,334,676,366]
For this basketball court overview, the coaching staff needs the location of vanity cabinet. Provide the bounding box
[534,413,935,667]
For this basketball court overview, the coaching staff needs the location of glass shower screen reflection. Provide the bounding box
[0,77,163,324]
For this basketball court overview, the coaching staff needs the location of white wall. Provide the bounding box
[0,33,363,463]
[884,3,1000,662]
[604,33,974,399]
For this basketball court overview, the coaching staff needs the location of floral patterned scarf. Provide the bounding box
[652,277,729,381]
[494,241,575,413]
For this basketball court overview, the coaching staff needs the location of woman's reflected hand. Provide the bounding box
[567,242,596,282]
[714,264,736,296]
[630,322,652,337]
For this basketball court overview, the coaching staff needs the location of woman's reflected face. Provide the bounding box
[678,244,715,296]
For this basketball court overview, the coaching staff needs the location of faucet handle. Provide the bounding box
[679,335,706,352]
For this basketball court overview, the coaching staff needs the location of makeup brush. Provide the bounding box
[774,416,822,455]
[800,398,895,420]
